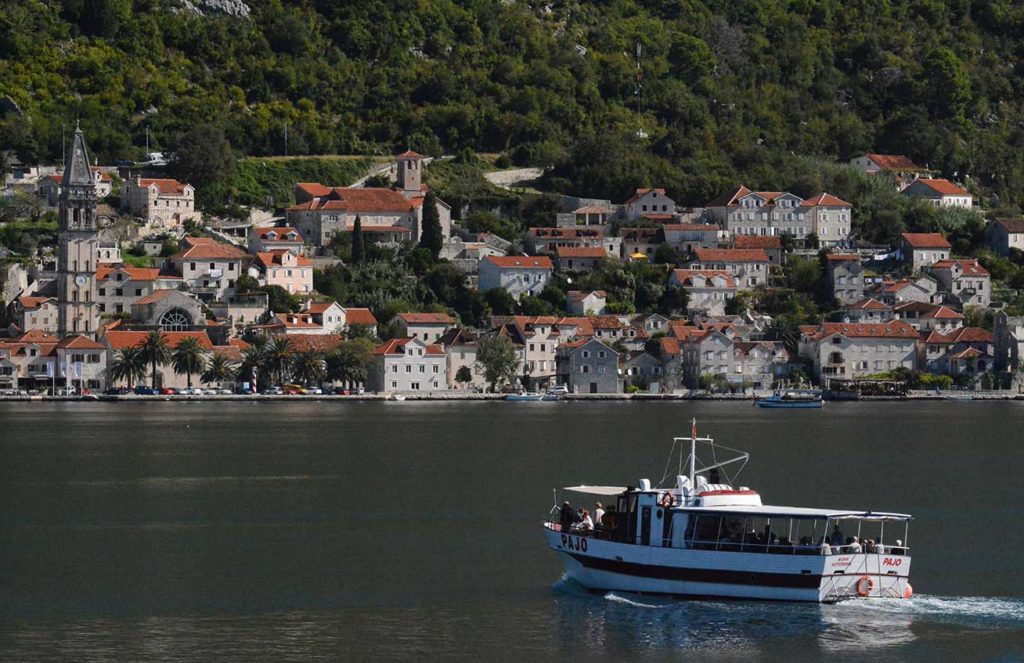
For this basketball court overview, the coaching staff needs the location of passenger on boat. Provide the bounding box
[821,541,832,555]
[593,502,605,530]
[600,508,617,538]
[864,538,876,554]
[845,536,862,553]
[579,509,594,533]
[829,524,845,547]
[559,502,574,532]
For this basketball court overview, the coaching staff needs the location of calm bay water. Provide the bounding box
[0,400,1023,661]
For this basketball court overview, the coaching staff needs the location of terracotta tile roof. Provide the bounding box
[994,218,1024,234]
[305,301,338,314]
[667,320,698,338]
[483,256,553,269]
[949,347,984,360]
[574,205,613,214]
[96,264,181,281]
[344,308,378,326]
[138,178,189,195]
[567,290,606,302]
[824,253,861,262]
[928,306,964,320]
[15,329,60,343]
[47,167,112,184]
[171,237,246,261]
[16,296,55,309]
[56,335,106,350]
[924,327,993,344]
[706,186,753,208]
[396,149,424,158]
[287,186,416,213]
[556,317,594,337]
[913,178,969,197]
[900,233,951,249]
[619,227,661,241]
[660,337,681,355]
[733,236,782,250]
[286,334,346,353]
[625,187,668,204]
[133,290,179,305]
[255,250,312,269]
[866,154,922,171]
[296,182,332,198]
[397,312,456,325]
[590,315,628,330]
[670,269,737,288]
[104,330,214,350]
[929,259,989,276]
[801,192,851,207]
[694,248,770,263]
[373,337,444,355]
[848,298,890,311]
[254,227,302,241]
[555,246,606,259]
[803,321,919,341]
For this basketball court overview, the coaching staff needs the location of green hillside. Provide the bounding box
[3,0,1024,212]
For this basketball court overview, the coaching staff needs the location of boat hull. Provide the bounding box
[545,527,910,603]
[756,399,823,409]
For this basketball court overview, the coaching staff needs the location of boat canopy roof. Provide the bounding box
[684,504,912,521]
[563,485,630,496]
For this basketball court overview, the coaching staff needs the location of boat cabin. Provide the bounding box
[569,475,910,557]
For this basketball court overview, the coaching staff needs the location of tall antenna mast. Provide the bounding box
[690,418,697,485]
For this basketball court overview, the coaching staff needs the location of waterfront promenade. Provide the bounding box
[1,390,1021,402]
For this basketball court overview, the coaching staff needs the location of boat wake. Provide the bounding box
[830,594,1024,629]
[602,593,671,609]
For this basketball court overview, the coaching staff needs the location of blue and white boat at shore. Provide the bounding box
[756,389,823,409]
[543,422,913,603]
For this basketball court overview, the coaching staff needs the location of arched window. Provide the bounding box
[159,308,192,331]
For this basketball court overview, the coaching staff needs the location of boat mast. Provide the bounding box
[690,418,697,486]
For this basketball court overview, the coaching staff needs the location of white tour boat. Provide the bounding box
[543,421,913,603]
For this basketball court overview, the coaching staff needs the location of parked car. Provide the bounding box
[307,387,323,395]
[134,385,158,395]
[282,383,308,395]
[235,385,253,395]
[159,387,177,395]
[217,388,233,395]
[546,385,569,396]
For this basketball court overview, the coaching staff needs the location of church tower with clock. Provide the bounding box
[56,124,100,339]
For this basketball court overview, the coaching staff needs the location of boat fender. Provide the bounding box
[904,583,913,599]
[659,492,675,508]
[855,576,874,597]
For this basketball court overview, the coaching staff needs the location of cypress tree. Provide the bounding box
[352,214,364,264]
[419,191,443,258]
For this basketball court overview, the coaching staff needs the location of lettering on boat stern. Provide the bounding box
[560,533,588,553]
[883,557,903,567]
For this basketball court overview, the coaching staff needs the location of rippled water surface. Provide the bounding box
[1,400,1022,661]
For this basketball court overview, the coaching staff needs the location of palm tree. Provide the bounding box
[290,348,326,387]
[327,338,374,390]
[201,352,237,387]
[138,330,172,390]
[171,336,207,388]
[265,335,294,386]
[108,347,148,390]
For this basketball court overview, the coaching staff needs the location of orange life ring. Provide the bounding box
[855,575,874,597]
[904,583,913,599]
[659,492,675,508]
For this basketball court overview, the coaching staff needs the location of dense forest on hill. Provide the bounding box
[3,0,1024,211]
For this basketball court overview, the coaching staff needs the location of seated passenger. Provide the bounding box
[579,509,594,533]
[821,541,832,555]
[864,538,876,554]
[847,536,862,554]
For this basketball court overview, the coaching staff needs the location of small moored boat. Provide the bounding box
[756,389,823,409]
[543,421,913,603]
[505,392,545,401]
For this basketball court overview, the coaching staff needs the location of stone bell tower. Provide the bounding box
[396,149,424,199]
[56,124,100,338]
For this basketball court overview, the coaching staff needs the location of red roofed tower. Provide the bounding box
[396,150,423,198]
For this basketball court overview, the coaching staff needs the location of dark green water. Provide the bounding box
[0,401,1022,661]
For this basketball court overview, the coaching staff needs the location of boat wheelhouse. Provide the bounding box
[543,423,912,603]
